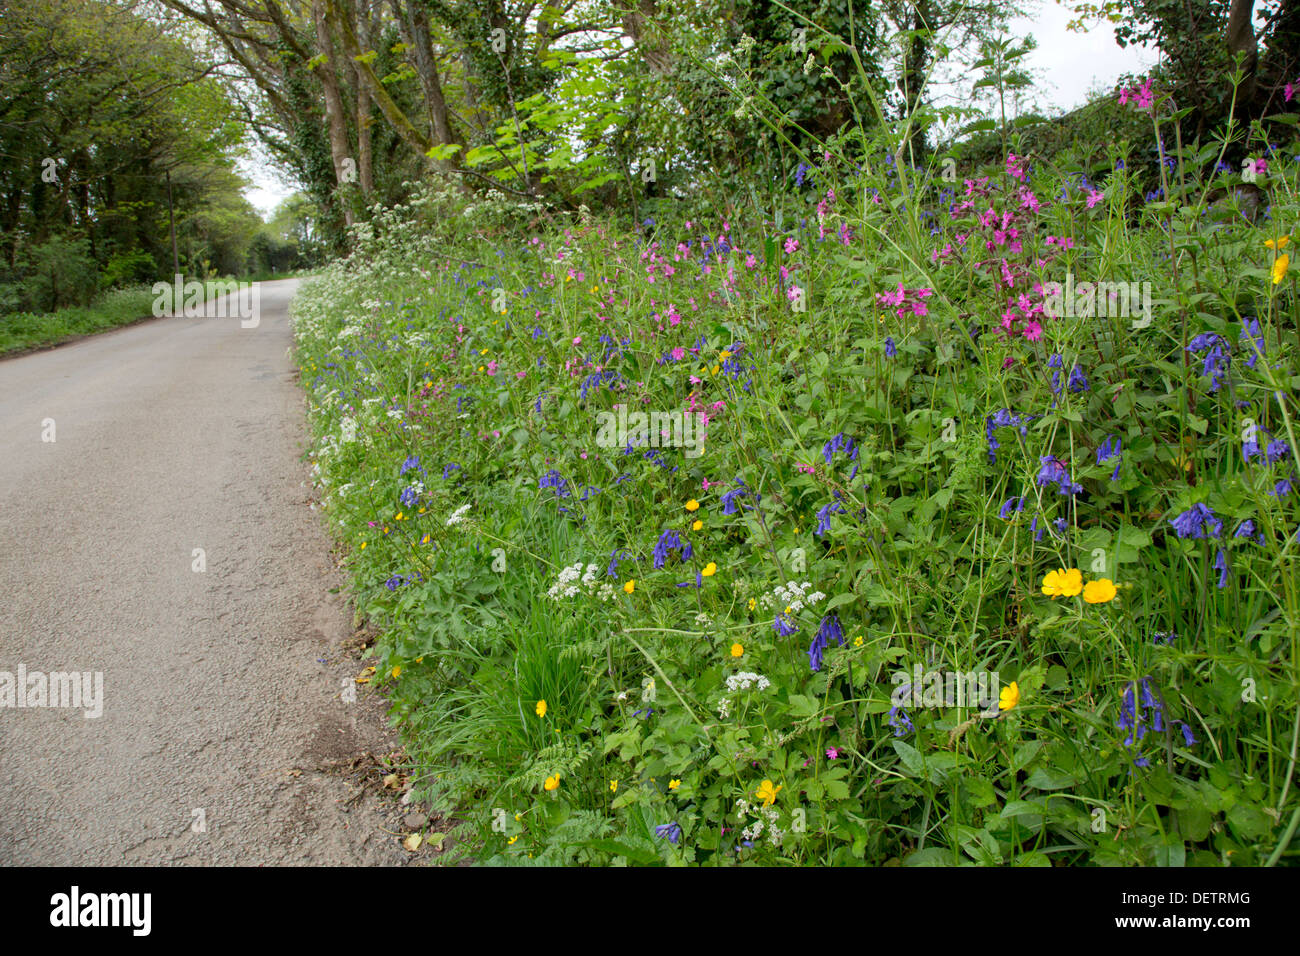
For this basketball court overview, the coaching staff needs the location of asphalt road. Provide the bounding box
[0,280,408,865]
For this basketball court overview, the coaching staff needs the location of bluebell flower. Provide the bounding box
[1170,503,1221,539]
[652,529,691,569]
[538,470,571,498]
[1067,364,1089,393]
[1176,721,1196,747]
[606,548,629,577]
[1239,318,1265,368]
[1271,476,1293,498]
[1036,456,1083,495]
[1186,332,1230,392]
[720,477,750,515]
[815,499,846,537]
[1266,439,1291,464]
[999,496,1025,519]
[887,705,914,737]
[1153,631,1176,646]
[772,613,799,637]
[399,485,419,507]
[1243,435,1262,462]
[400,455,423,476]
[807,613,845,672]
[884,337,896,358]
[1213,548,1229,588]
[822,432,859,466]
[654,822,682,845]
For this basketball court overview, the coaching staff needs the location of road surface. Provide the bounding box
[0,279,409,865]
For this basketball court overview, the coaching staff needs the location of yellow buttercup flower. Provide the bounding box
[1083,578,1118,604]
[701,562,717,576]
[999,681,1020,711]
[853,635,864,648]
[1264,236,1290,249]
[623,579,635,594]
[685,499,700,511]
[747,598,757,611]
[1041,567,1083,598]
[544,774,560,791]
[692,519,703,531]
[609,779,618,793]
[730,642,744,657]
[508,835,519,845]
[1272,253,1290,285]
[391,666,402,678]
[756,779,782,807]
[668,779,681,790]
[535,699,547,718]
[720,350,733,359]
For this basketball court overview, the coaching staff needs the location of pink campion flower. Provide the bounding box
[1022,320,1043,341]
[745,253,758,269]
[839,222,853,245]
[787,285,803,301]
[1118,86,1131,106]
[1006,152,1026,182]
[1135,78,1154,109]
[486,360,498,375]
[1253,158,1268,175]
[572,336,582,345]
[685,220,692,229]
[1086,189,1105,209]
[1285,80,1295,102]
[516,370,526,379]
[796,462,816,474]
[784,237,799,254]
[826,747,841,760]
[1001,356,1016,370]
[1019,188,1041,212]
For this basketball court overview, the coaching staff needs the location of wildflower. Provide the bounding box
[730,642,744,658]
[1272,253,1290,285]
[1267,439,1291,465]
[1097,435,1122,480]
[1067,364,1089,393]
[1082,578,1118,603]
[1186,333,1230,392]
[623,579,635,594]
[815,499,846,537]
[999,496,1025,519]
[1041,568,1083,598]
[535,699,547,718]
[756,779,782,807]
[772,612,798,637]
[884,337,896,358]
[654,822,682,845]
[826,747,841,759]
[887,705,913,737]
[822,432,860,465]
[652,528,692,569]
[668,779,681,791]
[1153,631,1176,646]
[702,562,718,577]
[999,681,1020,711]
[685,499,700,511]
[544,774,560,791]
[1170,503,1222,540]
[1265,236,1291,250]
[807,612,845,672]
[692,519,703,531]
[1213,549,1230,589]
[1036,456,1083,496]
[609,780,618,793]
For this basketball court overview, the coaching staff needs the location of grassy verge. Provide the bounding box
[291,121,1299,866]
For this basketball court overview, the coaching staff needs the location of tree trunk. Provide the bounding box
[1226,0,1259,106]
[312,0,355,226]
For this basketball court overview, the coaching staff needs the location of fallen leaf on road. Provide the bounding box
[403,833,423,852]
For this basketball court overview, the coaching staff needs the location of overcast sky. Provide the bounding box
[240,1,1161,220]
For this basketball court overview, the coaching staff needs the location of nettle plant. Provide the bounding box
[291,64,1298,864]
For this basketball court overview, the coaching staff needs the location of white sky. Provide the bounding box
[240,1,1161,220]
